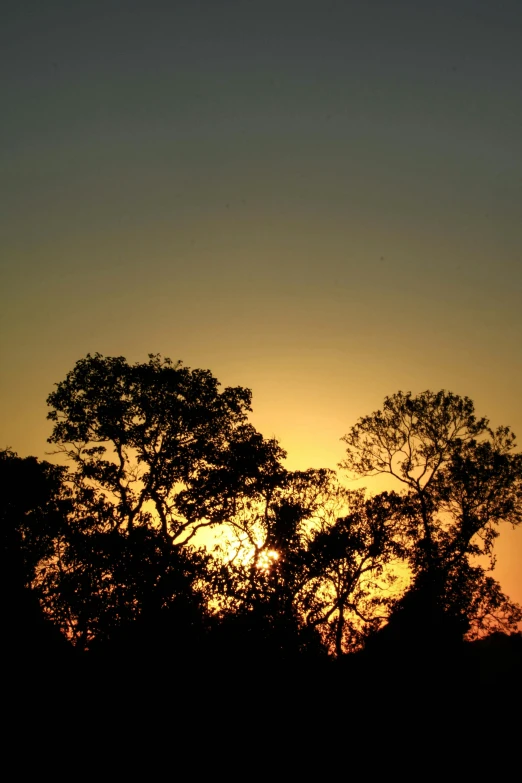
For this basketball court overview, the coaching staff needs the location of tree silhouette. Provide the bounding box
[5,359,521,684]
[301,488,405,656]
[0,449,72,664]
[211,468,404,657]
[341,390,522,648]
[46,353,282,543]
[208,468,344,663]
[44,353,290,651]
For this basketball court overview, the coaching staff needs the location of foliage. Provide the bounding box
[0,449,73,657]
[42,353,294,648]
[300,488,406,655]
[341,390,522,641]
[46,352,283,544]
[212,469,404,655]
[0,449,70,586]
[5,362,522,664]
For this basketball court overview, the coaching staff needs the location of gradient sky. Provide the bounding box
[1,0,521,606]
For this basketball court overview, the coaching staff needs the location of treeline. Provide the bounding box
[2,354,522,688]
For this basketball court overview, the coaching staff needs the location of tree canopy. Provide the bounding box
[4,357,521,676]
[341,390,522,644]
[46,352,285,543]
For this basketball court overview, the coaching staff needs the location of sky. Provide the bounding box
[1,0,521,607]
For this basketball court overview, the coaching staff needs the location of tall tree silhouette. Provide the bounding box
[341,390,522,647]
[47,353,283,543]
[43,353,289,650]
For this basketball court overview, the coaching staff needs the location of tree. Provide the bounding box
[300,488,405,656]
[340,390,522,644]
[211,468,403,658]
[47,353,285,544]
[44,353,289,649]
[209,468,347,662]
[0,449,72,661]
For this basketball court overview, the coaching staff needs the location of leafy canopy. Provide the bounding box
[341,390,522,639]
[47,352,284,544]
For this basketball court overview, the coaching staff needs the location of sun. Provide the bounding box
[256,550,280,571]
